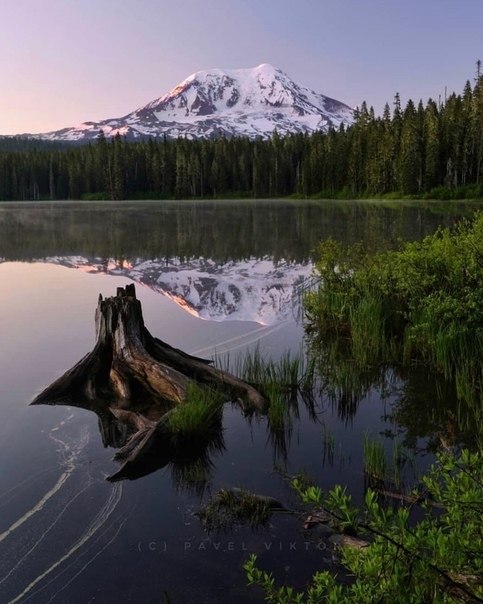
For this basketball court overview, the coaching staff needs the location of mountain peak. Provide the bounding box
[36,65,354,142]
[252,63,284,77]
[175,63,280,89]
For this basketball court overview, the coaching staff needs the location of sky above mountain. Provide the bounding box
[1,0,482,135]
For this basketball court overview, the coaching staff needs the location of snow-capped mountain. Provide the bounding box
[38,255,314,324]
[36,64,353,141]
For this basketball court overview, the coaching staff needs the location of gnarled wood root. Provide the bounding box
[32,284,266,480]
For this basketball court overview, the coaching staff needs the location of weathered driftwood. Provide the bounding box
[32,283,266,413]
[31,284,266,480]
[328,533,369,550]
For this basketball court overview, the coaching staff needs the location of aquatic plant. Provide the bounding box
[362,436,415,491]
[321,426,335,467]
[362,435,387,483]
[229,347,316,392]
[391,440,415,490]
[264,382,287,432]
[217,347,319,449]
[198,488,275,531]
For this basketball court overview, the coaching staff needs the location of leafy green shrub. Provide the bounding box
[425,184,483,200]
[245,449,483,603]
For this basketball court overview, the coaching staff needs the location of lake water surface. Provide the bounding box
[0,200,477,603]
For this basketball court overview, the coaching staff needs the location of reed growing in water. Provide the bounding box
[363,435,387,483]
[230,347,316,393]
[362,436,415,490]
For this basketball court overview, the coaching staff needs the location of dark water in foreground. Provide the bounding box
[0,199,477,603]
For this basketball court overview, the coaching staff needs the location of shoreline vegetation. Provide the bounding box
[244,212,483,604]
[0,195,481,206]
[245,213,482,603]
[304,213,483,408]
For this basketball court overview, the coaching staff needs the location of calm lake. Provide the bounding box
[0,199,478,603]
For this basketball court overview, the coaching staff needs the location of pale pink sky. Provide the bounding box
[1,0,482,135]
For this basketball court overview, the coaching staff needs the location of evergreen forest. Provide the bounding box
[1,66,483,202]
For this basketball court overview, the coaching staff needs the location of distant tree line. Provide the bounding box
[1,67,482,201]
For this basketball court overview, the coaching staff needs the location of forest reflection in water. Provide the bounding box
[0,198,475,263]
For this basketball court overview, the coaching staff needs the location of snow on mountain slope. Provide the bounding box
[35,64,353,141]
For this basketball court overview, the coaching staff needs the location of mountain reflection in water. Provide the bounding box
[41,255,312,324]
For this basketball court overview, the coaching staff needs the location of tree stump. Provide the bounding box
[32,284,266,480]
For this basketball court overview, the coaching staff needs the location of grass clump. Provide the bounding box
[305,213,483,403]
[167,383,224,442]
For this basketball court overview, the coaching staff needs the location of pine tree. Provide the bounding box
[424,99,440,190]
[399,99,421,194]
